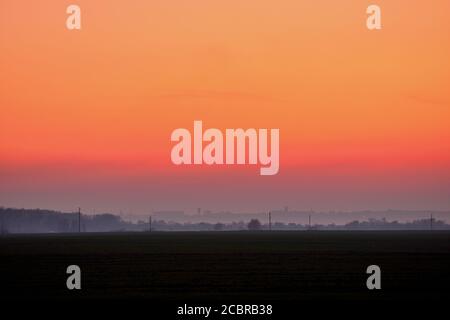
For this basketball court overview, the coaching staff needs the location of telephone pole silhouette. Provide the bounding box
[0,211,4,235]
[430,213,433,231]
[149,215,152,232]
[78,207,81,233]
[268,212,272,231]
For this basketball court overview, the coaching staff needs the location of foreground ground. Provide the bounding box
[0,231,449,302]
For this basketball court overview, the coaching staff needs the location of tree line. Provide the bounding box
[1,207,448,234]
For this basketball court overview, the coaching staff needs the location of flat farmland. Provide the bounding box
[0,231,449,302]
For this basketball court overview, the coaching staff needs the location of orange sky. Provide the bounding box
[1,0,450,213]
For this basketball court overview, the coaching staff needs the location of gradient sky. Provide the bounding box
[1,0,450,215]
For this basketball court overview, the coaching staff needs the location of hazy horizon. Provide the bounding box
[2,205,450,224]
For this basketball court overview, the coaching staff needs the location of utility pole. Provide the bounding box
[78,207,81,233]
[309,214,311,230]
[149,215,152,232]
[0,212,3,235]
[430,213,433,231]
[269,212,272,231]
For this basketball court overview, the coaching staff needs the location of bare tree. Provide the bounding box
[247,219,262,231]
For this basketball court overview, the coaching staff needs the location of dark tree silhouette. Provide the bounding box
[214,223,224,231]
[247,219,262,231]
